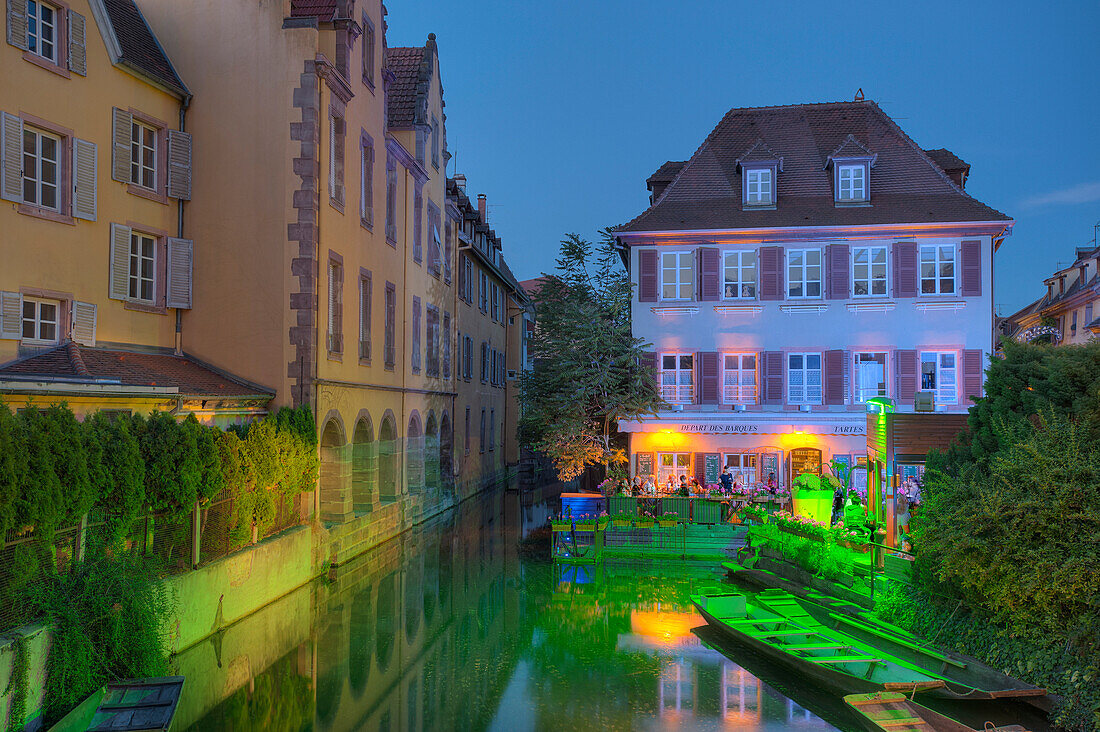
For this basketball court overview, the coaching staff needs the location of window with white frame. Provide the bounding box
[130,120,157,190]
[128,232,156,302]
[660,353,693,404]
[21,297,59,344]
[745,168,773,205]
[722,353,756,404]
[657,453,691,487]
[660,251,693,300]
[920,244,955,295]
[852,246,887,297]
[854,352,887,403]
[22,125,60,211]
[921,352,957,404]
[787,353,822,404]
[27,0,58,63]
[787,249,822,298]
[360,138,373,225]
[723,453,757,485]
[722,250,757,299]
[837,164,866,201]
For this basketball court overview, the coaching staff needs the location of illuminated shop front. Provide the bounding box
[621,414,867,489]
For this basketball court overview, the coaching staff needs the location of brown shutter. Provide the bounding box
[67,10,86,75]
[962,349,984,405]
[166,237,193,309]
[638,249,658,302]
[826,244,849,300]
[1,111,23,202]
[72,138,97,221]
[699,351,719,404]
[960,240,982,297]
[412,295,421,372]
[697,247,720,301]
[762,351,783,404]
[457,254,465,301]
[895,349,917,405]
[759,246,783,300]
[694,453,706,486]
[6,0,28,50]
[167,130,192,200]
[108,223,131,300]
[892,242,917,298]
[70,301,96,346]
[824,349,845,405]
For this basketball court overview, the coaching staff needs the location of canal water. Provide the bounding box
[173,486,1046,731]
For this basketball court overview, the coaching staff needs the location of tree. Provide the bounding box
[520,230,665,480]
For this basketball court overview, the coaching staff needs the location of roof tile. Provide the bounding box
[101,0,187,96]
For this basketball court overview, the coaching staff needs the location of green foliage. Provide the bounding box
[31,552,170,726]
[0,404,23,536]
[747,523,855,583]
[874,583,1100,732]
[84,412,145,547]
[10,405,91,540]
[4,635,28,732]
[140,411,202,518]
[520,230,665,480]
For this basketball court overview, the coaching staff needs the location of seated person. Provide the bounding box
[719,468,733,493]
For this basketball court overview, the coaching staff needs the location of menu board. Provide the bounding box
[789,447,823,484]
[636,452,654,477]
[704,453,721,484]
[761,453,779,486]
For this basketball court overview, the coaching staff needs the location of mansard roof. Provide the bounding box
[619,100,1010,234]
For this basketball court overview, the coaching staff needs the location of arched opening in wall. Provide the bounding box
[349,587,374,697]
[351,416,376,515]
[439,412,453,493]
[320,418,350,523]
[406,413,424,494]
[404,557,422,644]
[376,572,396,673]
[378,414,398,505]
[424,412,439,492]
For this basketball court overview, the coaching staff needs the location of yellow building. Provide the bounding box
[1003,244,1100,346]
[0,0,271,420]
[137,0,457,560]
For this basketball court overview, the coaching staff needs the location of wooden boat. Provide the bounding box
[753,589,1046,703]
[87,677,186,731]
[843,692,1030,732]
[692,591,950,697]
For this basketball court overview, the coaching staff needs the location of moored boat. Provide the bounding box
[753,589,1046,703]
[843,692,1031,732]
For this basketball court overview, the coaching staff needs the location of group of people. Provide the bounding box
[620,468,782,497]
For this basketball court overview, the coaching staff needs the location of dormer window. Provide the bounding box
[745,167,773,206]
[837,164,866,202]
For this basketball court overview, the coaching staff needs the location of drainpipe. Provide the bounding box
[174,94,192,356]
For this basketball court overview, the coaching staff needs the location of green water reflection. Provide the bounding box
[181,489,838,731]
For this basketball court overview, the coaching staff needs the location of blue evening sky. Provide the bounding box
[388,1,1100,315]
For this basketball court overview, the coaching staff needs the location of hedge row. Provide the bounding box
[0,403,318,548]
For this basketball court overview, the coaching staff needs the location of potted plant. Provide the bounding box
[575,516,597,531]
[792,473,833,524]
[551,518,572,532]
[741,504,766,525]
[611,513,633,528]
[597,511,609,530]
[657,512,678,528]
[635,512,655,529]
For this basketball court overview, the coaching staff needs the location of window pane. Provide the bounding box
[680,355,692,369]
[788,354,802,369]
[743,354,755,370]
[806,354,821,369]
[662,355,675,369]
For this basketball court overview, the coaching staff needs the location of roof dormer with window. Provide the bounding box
[736,140,781,210]
[827,134,876,206]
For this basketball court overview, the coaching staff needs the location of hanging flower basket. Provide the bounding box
[575,519,597,531]
[634,519,655,529]
[551,520,572,532]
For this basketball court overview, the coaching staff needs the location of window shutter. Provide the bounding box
[826,244,849,300]
[962,349,984,404]
[699,351,719,404]
[72,138,97,220]
[762,351,783,404]
[166,237,193,309]
[6,0,27,50]
[0,291,21,339]
[68,10,86,75]
[824,349,845,405]
[639,351,657,390]
[759,246,783,300]
[108,223,131,300]
[111,108,133,183]
[960,240,982,297]
[892,242,917,298]
[697,247,720,301]
[1,111,23,202]
[70,301,97,345]
[894,349,917,405]
[694,453,706,486]
[638,249,658,302]
[166,130,192,200]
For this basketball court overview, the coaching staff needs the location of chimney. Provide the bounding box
[477,193,486,223]
[453,173,466,192]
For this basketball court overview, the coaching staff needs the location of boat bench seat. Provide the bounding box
[747,629,824,638]
[809,655,884,665]
[783,643,851,651]
[827,613,967,669]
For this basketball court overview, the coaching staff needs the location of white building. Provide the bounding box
[616,100,1013,490]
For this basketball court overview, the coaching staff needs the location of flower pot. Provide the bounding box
[612,519,631,528]
[635,520,655,529]
[658,519,677,528]
[551,521,571,532]
[575,521,596,531]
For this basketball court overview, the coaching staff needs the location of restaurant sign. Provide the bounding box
[674,423,866,435]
